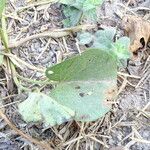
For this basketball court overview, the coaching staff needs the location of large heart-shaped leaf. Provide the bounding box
[46,48,117,122]
[19,49,117,126]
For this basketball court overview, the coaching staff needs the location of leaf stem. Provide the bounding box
[17,73,57,85]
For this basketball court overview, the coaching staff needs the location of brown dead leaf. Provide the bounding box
[121,15,150,52]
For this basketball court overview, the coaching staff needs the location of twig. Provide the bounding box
[117,72,140,79]
[0,110,53,150]
[0,24,96,51]
[0,100,23,109]
[17,73,57,84]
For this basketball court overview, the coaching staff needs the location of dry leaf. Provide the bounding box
[121,15,150,52]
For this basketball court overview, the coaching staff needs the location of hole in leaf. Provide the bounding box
[79,93,85,97]
[133,51,138,56]
[79,115,89,120]
[75,86,81,89]
[140,37,145,47]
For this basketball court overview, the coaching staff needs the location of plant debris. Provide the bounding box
[122,15,150,52]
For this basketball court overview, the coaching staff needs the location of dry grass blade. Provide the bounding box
[87,136,109,148]
[131,137,150,144]
[1,93,17,102]
[136,72,150,88]
[76,123,84,150]
[63,136,84,147]
[1,52,45,72]
[117,77,128,96]
[136,102,150,117]
[0,100,23,109]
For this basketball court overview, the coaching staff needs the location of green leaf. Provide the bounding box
[88,0,103,5]
[0,0,5,17]
[78,32,93,45]
[93,27,116,50]
[78,28,131,62]
[112,36,131,59]
[46,48,117,122]
[50,81,115,121]
[62,0,104,26]
[19,49,117,125]
[63,6,82,27]
[84,8,97,21]
[59,0,74,5]
[18,92,75,126]
[71,0,85,9]
[62,18,71,27]
[46,49,116,81]
[82,1,95,11]
[82,0,103,11]
[0,0,8,49]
